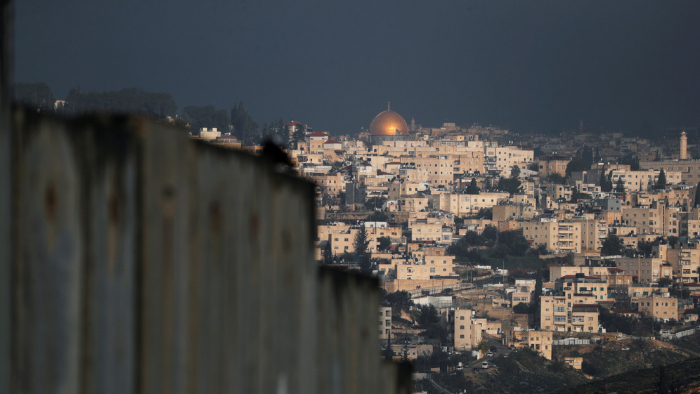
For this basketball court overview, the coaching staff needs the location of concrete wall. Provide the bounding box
[5,108,410,394]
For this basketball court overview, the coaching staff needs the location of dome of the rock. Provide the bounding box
[369,109,409,136]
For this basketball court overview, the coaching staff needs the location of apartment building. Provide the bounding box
[609,169,681,192]
[409,219,453,244]
[523,218,582,254]
[490,145,534,174]
[461,219,495,234]
[401,195,431,213]
[450,149,485,174]
[555,275,609,302]
[522,330,553,360]
[613,257,670,283]
[540,295,599,332]
[620,207,662,236]
[379,307,392,344]
[492,202,535,221]
[639,160,700,185]
[317,223,379,254]
[401,155,454,186]
[548,265,618,281]
[664,244,700,283]
[387,181,427,200]
[309,172,345,196]
[394,255,456,280]
[454,308,481,351]
[636,294,678,322]
[537,155,570,177]
[575,217,608,252]
[435,192,510,216]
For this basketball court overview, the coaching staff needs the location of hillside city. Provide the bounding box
[17,89,700,392]
[188,106,700,392]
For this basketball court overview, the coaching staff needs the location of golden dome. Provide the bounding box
[369,108,409,136]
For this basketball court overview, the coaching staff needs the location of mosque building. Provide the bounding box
[368,103,410,145]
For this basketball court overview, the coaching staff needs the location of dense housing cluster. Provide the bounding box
[193,106,700,367]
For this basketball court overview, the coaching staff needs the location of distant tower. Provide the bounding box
[681,131,688,160]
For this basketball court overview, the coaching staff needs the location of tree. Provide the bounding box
[667,236,679,249]
[13,82,55,111]
[64,87,177,118]
[322,240,333,264]
[513,302,529,314]
[601,234,624,256]
[497,230,531,256]
[565,156,588,178]
[658,365,671,394]
[600,170,614,192]
[482,226,498,242]
[368,211,388,222]
[619,153,640,170]
[615,176,626,193]
[291,122,307,148]
[530,269,543,314]
[466,178,480,194]
[655,169,667,190]
[570,186,579,203]
[417,305,440,328]
[377,236,391,251]
[546,173,566,184]
[510,165,520,179]
[354,225,370,257]
[637,239,655,257]
[365,197,387,211]
[230,101,259,145]
[581,360,601,376]
[182,105,230,133]
[478,340,490,354]
[535,243,548,255]
[497,177,522,195]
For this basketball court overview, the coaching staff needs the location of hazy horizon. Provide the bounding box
[15,0,700,135]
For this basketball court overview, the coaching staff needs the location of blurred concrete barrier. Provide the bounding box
[6,108,410,394]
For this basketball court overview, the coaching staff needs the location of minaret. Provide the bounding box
[681,131,688,160]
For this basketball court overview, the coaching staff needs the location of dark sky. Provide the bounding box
[14,0,700,135]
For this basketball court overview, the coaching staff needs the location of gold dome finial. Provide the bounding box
[388,101,390,110]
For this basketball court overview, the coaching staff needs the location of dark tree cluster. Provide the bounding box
[448,229,532,262]
[599,171,614,192]
[465,178,480,194]
[64,88,177,118]
[565,156,589,178]
[181,105,229,133]
[13,83,288,147]
[261,118,288,147]
[598,307,653,336]
[13,82,55,111]
[497,176,522,195]
[601,234,625,256]
[230,101,259,146]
